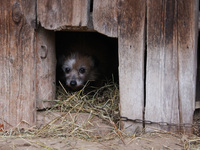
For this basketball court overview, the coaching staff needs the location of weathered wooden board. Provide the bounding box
[0,0,36,129]
[177,0,198,133]
[37,0,90,30]
[146,0,198,133]
[93,0,118,37]
[146,0,179,132]
[36,27,56,110]
[118,0,145,133]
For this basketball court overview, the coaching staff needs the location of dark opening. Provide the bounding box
[196,32,200,102]
[90,0,94,13]
[193,4,200,136]
[55,31,118,91]
[196,1,200,102]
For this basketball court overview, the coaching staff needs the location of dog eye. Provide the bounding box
[79,67,85,74]
[65,67,70,73]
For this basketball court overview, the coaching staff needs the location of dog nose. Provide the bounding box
[70,81,77,87]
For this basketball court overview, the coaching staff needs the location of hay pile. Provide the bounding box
[0,79,124,143]
[1,80,200,148]
[34,79,122,141]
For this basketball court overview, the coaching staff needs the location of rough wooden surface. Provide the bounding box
[37,0,90,30]
[0,0,36,129]
[118,0,145,133]
[145,0,198,133]
[146,0,179,132]
[93,0,118,37]
[177,0,198,133]
[36,27,56,110]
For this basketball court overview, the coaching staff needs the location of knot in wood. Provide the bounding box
[40,45,48,59]
[12,2,22,24]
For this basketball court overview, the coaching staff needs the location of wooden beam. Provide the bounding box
[35,27,56,110]
[146,0,179,132]
[0,0,36,130]
[118,0,145,133]
[177,0,198,133]
[145,0,198,133]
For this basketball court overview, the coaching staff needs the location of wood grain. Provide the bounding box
[118,0,145,133]
[0,0,36,129]
[146,0,179,132]
[177,0,198,133]
[145,0,198,133]
[37,0,90,30]
[36,27,56,110]
[93,0,118,37]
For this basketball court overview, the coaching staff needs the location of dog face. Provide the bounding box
[61,53,97,91]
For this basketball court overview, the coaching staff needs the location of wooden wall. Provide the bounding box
[118,0,145,133]
[0,0,199,133]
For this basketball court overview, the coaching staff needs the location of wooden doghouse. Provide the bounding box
[0,0,199,134]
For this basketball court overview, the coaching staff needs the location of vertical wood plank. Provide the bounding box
[0,0,36,129]
[177,0,198,133]
[37,0,90,30]
[118,0,145,133]
[36,27,56,110]
[146,0,198,133]
[93,0,118,37]
[146,0,179,131]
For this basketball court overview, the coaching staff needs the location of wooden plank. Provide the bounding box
[146,0,198,133]
[0,0,36,130]
[37,0,90,30]
[36,27,56,110]
[93,0,118,37]
[146,0,179,132]
[118,0,145,133]
[177,0,198,133]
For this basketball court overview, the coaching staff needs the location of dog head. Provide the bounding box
[61,53,97,91]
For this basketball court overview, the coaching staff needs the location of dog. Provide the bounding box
[60,52,98,91]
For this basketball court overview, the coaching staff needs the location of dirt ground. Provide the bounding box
[0,132,200,150]
[0,109,200,150]
[1,110,200,150]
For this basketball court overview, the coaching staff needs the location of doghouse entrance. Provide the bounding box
[48,31,120,138]
[36,29,120,138]
[55,31,119,91]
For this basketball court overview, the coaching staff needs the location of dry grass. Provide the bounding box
[1,79,200,149]
[32,79,122,141]
[55,79,120,123]
[0,79,123,142]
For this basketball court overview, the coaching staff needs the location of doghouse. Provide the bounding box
[0,0,199,134]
